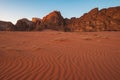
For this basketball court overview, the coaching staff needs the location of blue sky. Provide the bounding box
[0,0,120,24]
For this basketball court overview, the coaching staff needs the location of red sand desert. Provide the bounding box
[0,30,120,80]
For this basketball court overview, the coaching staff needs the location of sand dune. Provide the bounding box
[0,30,120,80]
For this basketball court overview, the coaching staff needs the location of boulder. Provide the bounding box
[15,18,35,31]
[0,21,15,31]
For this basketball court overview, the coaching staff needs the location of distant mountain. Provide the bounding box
[0,6,120,31]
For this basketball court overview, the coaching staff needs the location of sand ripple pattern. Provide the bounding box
[0,31,120,80]
[0,48,120,80]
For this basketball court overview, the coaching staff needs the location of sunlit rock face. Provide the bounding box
[98,6,120,31]
[42,11,65,31]
[32,11,65,31]
[32,18,44,31]
[81,6,120,31]
[32,11,69,31]
[15,18,35,31]
[64,6,120,32]
[0,21,15,31]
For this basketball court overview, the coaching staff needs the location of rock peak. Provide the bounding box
[89,8,99,14]
[48,10,61,15]
[41,10,64,30]
[42,10,62,20]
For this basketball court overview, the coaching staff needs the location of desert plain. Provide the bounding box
[0,30,120,80]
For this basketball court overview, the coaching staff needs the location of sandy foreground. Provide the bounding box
[0,30,120,80]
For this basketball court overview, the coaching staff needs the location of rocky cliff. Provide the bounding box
[0,6,120,31]
[64,6,120,31]
[32,6,120,32]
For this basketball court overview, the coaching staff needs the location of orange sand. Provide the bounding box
[0,30,120,80]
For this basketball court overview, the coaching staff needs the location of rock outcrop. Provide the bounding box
[15,18,35,31]
[64,6,120,31]
[32,11,65,31]
[42,11,65,31]
[0,21,15,31]
[0,6,120,32]
[32,18,43,30]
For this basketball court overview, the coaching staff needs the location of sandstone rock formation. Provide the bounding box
[42,11,65,31]
[0,21,15,31]
[32,18,43,30]
[32,11,65,31]
[0,6,120,32]
[15,18,35,31]
[64,6,120,31]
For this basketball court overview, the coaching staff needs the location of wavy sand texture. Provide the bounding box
[0,31,120,80]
